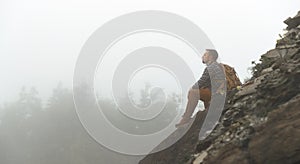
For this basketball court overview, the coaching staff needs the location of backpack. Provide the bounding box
[220,63,242,91]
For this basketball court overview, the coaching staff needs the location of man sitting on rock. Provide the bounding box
[176,49,226,127]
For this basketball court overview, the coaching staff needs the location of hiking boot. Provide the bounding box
[175,117,192,128]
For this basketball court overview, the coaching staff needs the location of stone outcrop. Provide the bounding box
[140,10,300,164]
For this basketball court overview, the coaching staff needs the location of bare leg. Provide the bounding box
[176,88,211,127]
[182,89,201,118]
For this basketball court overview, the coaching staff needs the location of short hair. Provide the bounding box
[206,49,218,60]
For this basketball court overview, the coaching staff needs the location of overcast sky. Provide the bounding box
[1,0,299,105]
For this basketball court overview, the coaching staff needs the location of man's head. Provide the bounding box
[202,49,218,64]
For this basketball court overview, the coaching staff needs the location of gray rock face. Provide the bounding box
[201,10,300,164]
[140,10,300,164]
[284,11,300,30]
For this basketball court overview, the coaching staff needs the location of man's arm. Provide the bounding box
[192,68,210,89]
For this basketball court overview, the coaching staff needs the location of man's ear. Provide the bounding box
[208,54,213,61]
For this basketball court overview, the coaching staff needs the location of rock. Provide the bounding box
[234,74,265,97]
[204,144,250,164]
[260,67,273,75]
[261,49,282,59]
[192,151,208,164]
[248,94,300,164]
[284,11,300,30]
[140,10,300,164]
[139,111,208,164]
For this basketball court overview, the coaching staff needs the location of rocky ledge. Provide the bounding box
[140,11,300,164]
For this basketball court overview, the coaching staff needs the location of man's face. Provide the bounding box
[202,52,210,64]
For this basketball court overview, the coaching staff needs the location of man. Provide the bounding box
[176,49,226,127]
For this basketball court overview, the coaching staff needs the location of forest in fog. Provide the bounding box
[0,82,181,163]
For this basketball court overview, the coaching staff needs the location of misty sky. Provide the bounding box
[1,0,300,105]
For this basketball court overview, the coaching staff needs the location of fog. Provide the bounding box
[1,0,299,104]
[0,0,299,163]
